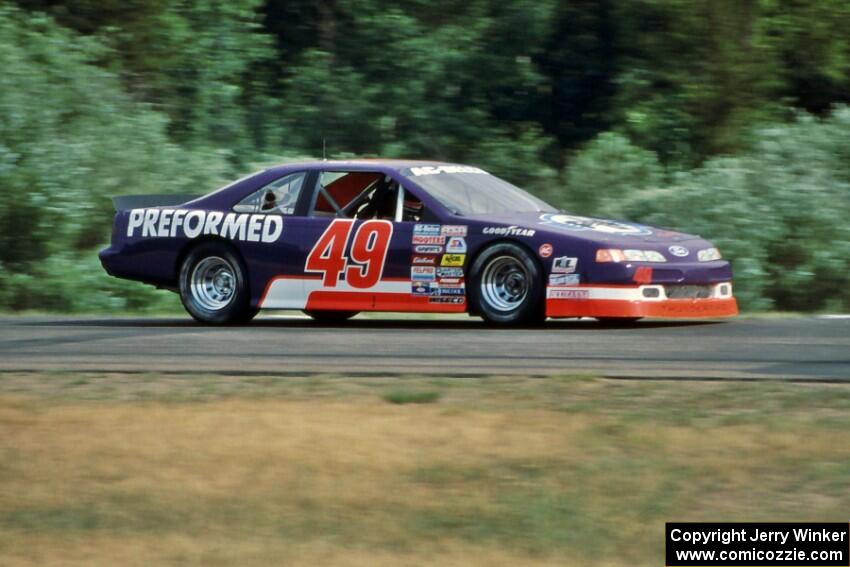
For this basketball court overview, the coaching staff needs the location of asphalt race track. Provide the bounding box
[1,315,849,381]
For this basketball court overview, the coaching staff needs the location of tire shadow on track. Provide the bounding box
[14,317,724,331]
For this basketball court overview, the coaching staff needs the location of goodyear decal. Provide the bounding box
[482,225,536,237]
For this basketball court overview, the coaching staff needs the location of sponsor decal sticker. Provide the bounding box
[438,277,462,284]
[482,225,536,237]
[445,236,467,254]
[411,282,438,296]
[412,235,446,245]
[414,245,443,254]
[549,273,580,286]
[552,256,578,274]
[436,284,465,296]
[409,165,488,176]
[412,255,436,265]
[539,243,553,258]
[411,266,436,282]
[440,225,468,237]
[127,208,284,243]
[668,245,689,257]
[440,254,466,267]
[414,224,441,235]
[548,288,590,300]
[437,267,464,278]
[429,296,464,304]
[539,213,652,236]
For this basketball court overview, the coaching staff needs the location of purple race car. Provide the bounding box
[99,160,738,324]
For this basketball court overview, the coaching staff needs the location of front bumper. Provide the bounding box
[545,282,738,319]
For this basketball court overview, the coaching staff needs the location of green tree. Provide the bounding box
[14,0,275,162]
[0,4,228,310]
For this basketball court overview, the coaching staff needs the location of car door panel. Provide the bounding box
[257,171,466,313]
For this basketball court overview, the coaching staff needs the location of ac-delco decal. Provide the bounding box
[414,224,468,237]
[414,224,441,235]
[539,213,652,236]
[409,165,487,176]
[127,208,283,243]
[482,225,536,237]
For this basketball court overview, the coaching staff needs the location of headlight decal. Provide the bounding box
[697,248,722,262]
[596,249,667,263]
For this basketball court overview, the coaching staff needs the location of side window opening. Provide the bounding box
[401,191,424,222]
[312,171,393,220]
[234,172,306,214]
[311,171,429,222]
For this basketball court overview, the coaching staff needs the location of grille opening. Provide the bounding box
[664,284,713,299]
[642,287,661,298]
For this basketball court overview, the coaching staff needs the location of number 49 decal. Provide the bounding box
[305,219,393,288]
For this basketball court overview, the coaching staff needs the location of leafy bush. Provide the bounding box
[562,132,664,217]
[0,5,227,312]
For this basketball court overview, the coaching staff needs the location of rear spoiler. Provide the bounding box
[112,194,201,212]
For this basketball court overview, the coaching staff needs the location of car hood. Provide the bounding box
[466,211,708,246]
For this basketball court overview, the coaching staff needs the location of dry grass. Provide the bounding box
[0,373,849,566]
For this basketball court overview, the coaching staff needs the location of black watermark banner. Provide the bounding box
[666,523,849,567]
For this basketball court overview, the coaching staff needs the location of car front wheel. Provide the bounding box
[179,242,256,324]
[469,242,545,325]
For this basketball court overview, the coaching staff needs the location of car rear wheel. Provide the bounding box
[469,242,545,325]
[302,310,359,322]
[179,242,256,324]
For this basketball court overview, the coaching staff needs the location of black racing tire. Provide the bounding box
[302,310,359,322]
[179,242,257,324]
[468,242,545,325]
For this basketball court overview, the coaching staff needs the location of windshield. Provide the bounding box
[401,165,556,215]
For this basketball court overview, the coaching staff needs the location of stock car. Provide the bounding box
[99,160,738,324]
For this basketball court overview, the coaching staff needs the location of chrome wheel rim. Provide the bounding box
[480,255,529,312]
[191,256,235,311]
